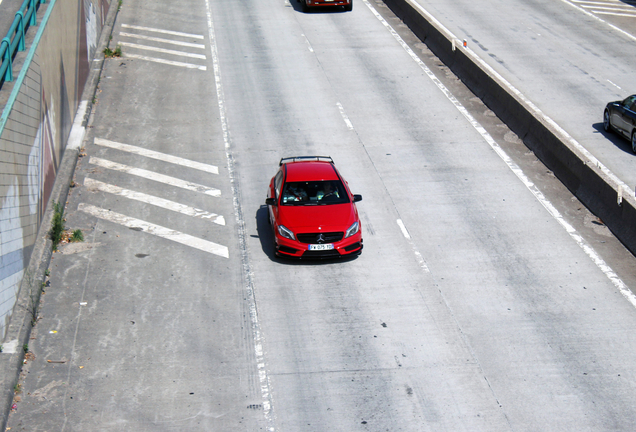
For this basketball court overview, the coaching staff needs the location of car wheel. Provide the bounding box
[344,1,352,11]
[301,0,309,12]
[632,130,636,154]
[603,109,611,133]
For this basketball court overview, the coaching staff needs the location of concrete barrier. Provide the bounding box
[383,0,636,255]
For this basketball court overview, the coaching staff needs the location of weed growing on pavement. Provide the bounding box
[103,45,122,58]
[49,201,64,250]
[22,271,43,326]
[22,344,28,353]
[71,229,84,242]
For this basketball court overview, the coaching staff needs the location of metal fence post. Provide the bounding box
[1,38,12,82]
[16,11,25,51]
[29,0,37,26]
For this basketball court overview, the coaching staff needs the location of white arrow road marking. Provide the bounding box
[94,138,218,174]
[79,203,229,258]
[89,157,221,197]
[84,178,225,225]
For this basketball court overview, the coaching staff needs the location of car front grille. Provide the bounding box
[296,232,343,244]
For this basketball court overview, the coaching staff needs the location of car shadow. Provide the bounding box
[592,122,634,155]
[289,0,350,13]
[254,205,360,265]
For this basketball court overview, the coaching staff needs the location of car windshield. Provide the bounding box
[281,180,350,205]
[623,95,636,110]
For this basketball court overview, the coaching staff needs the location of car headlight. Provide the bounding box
[277,225,296,240]
[345,221,359,238]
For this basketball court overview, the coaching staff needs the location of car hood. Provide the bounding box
[278,203,358,233]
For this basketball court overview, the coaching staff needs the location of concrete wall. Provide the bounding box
[383,0,636,256]
[0,0,112,339]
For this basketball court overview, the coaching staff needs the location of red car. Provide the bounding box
[298,0,352,12]
[266,156,363,258]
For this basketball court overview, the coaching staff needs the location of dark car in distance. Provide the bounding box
[266,156,363,259]
[604,95,636,153]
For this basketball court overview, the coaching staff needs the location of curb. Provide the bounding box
[0,2,120,429]
[383,0,636,255]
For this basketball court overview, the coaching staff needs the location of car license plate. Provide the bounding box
[309,243,334,251]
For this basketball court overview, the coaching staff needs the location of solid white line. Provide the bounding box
[364,0,636,308]
[594,10,636,16]
[573,0,625,4]
[89,157,221,197]
[94,138,219,174]
[122,53,207,70]
[78,204,229,258]
[119,42,207,59]
[84,178,225,225]
[121,24,205,39]
[205,0,275,428]
[337,102,354,130]
[583,5,636,11]
[119,32,206,49]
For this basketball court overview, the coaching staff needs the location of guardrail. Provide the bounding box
[0,0,46,89]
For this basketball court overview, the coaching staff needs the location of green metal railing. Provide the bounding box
[0,0,46,88]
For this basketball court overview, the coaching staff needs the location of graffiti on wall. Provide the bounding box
[0,0,112,340]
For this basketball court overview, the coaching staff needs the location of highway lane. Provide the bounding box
[403,0,636,192]
[6,0,636,430]
[211,0,636,430]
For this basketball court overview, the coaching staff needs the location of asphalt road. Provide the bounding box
[407,0,636,192]
[6,0,636,430]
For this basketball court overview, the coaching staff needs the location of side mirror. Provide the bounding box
[266,197,277,206]
[353,194,362,202]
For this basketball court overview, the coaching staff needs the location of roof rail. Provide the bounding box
[279,156,333,166]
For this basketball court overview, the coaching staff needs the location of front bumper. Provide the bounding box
[275,233,363,259]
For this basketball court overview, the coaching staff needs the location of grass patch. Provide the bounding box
[103,45,122,58]
[70,229,84,242]
[49,202,64,250]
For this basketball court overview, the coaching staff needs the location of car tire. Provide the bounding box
[301,0,309,12]
[603,109,611,133]
[344,1,352,11]
[632,130,636,154]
